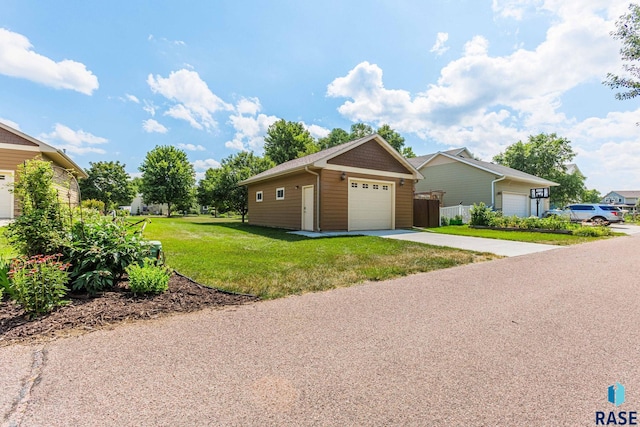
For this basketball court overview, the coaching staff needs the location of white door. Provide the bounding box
[502,193,528,217]
[348,179,394,231]
[0,172,14,219]
[302,185,314,231]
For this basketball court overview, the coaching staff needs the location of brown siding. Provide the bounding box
[0,127,38,147]
[319,169,348,231]
[320,170,413,231]
[327,140,411,174]
[247,172,316,230]
[395,180,414,228]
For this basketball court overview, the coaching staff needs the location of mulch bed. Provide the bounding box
[0,273,258,346]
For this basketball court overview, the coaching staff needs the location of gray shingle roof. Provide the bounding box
[410,147,558,186]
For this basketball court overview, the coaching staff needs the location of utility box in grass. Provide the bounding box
[144,240,164,264]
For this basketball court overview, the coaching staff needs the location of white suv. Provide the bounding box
[564,204,624,224]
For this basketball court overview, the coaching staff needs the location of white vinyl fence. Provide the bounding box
[440,205,472,224]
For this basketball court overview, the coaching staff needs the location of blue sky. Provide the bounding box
[0,0,637,193]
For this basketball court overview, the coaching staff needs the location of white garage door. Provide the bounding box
[502,193,528,217]
[0,172,14,219]
[348,179,394,231]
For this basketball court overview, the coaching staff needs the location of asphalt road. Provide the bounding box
[2,234,640,426]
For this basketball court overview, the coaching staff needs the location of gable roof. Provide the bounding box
[414,149,558,187]
[240,134,422,185]
[605,190,640,198]
[0,121,88,178]
[408,147,472,169]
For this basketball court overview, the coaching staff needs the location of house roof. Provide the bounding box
[605,190,640,198]
[407,147,471,169]
[239,134,422,185]
[412,149,558,187]
[0,121,88,178]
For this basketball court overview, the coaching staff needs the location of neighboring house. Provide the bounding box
[128,193,168,215]
[409,148,558,217]
[602,191,640,207]
[239,134,423,231]
[0,121,88,219]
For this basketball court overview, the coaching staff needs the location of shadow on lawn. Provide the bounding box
[190,220,310,242]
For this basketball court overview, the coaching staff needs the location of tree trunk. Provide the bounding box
[167,202,171,217]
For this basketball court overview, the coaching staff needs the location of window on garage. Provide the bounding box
[276,187,285,200]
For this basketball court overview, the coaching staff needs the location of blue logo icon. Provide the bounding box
[608,382,626,407]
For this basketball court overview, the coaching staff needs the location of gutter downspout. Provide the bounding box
[491,176,506,209]
[305,166,320,231]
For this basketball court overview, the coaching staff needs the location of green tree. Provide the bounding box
[581,188,602,203]
[376,124,405,152]
[79,161,135,211]
[493,133,585,206]
[139,146,195,217]
[317,128,351,150]
[264,119,317,164]
[349,123,374,139]
[198,152,274,222]
[605,3,640,100]
[5,157,67,256]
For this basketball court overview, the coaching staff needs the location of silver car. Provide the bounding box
[564,204,624,224]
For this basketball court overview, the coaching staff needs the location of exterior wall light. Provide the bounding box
[400,178,405,186]
[341,172,347,180]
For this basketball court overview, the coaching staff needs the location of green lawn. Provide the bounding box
[429,225,615,245]
[0,231,16,258]
[141,216,497,299]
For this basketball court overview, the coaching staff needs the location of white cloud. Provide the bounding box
[143,100,157,116]
[326,2,635,192]
[303,122,330,139]
[430,32,450,56]
[39,123,107,155]
[125,93,140,103]
[193,158,221,171]
[142,119,168,134]
[177,143,206,151]
[225,98,279,152]
[0,28,98,95]
[0,117,20,130]
[147,69,233,130]
[491,0,541,20]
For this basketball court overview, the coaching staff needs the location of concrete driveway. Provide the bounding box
[2,234,640,426]
[293,229,561,257]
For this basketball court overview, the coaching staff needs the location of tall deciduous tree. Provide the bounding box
[349,123,374,139]
[317,128,351,149]
[139,145,195,217]
[493,133,585,206]
[79,161,135,211]
[605,3,640,100]
[197,152,274,222]
[264,119,316,164]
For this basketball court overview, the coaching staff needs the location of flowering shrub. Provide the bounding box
[8,254,70,316]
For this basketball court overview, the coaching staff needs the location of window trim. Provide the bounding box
[256,191,263,202]
[276,187,285,200]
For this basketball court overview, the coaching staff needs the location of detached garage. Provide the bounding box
[240,134,422,232]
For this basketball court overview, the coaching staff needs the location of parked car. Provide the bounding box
[563,204,624,224]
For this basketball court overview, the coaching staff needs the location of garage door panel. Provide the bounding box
[503,193,528,217]
[348,179,393,231]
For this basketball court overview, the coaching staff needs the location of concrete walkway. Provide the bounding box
[291,229,561,257]
[2,233,640,426]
